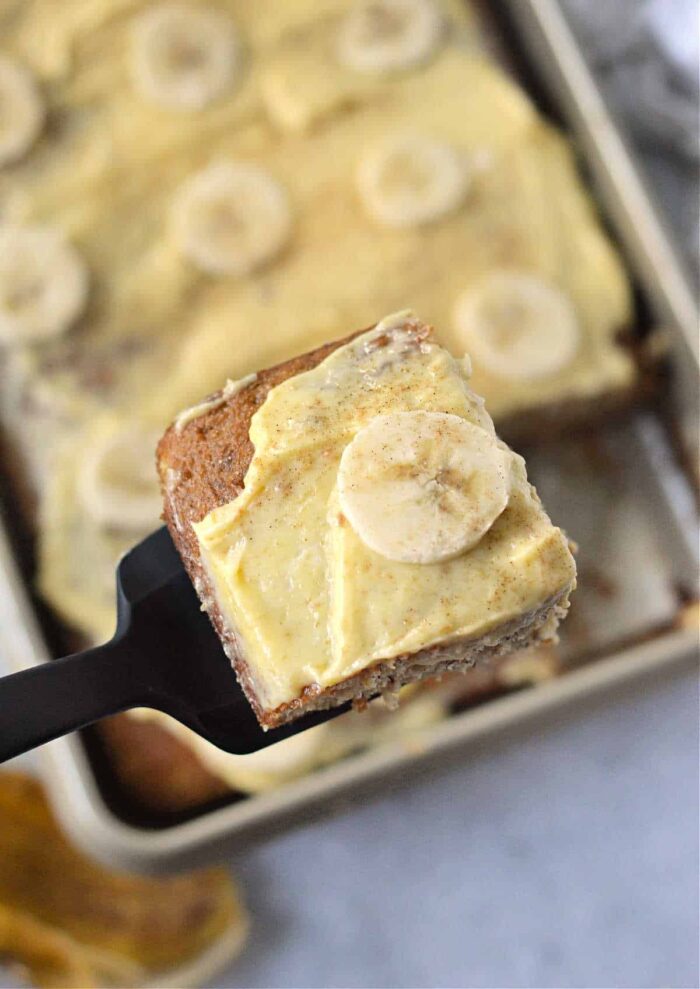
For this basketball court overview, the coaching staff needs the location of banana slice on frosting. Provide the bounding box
[172,160,292,276]
[129,2,241,111]
[40,418,162,642]
[0,226,88,345]
[337,0,444,74]
[453,270,581,380]
[0,56,45,167]
[337,410,511,564]
[357,134,470,228]
[77,424,162,532]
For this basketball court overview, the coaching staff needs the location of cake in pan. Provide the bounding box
[1,0,635,642]
[2,0,635,500]
[0,0,640,809]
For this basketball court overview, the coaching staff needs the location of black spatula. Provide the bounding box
[0,527,348,763]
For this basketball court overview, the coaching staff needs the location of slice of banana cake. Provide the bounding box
[157,312,576,729]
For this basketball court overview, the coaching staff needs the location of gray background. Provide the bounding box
[226,665,698,989]
[1,2,698,987]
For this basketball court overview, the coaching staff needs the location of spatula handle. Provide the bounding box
[0,637,145,762]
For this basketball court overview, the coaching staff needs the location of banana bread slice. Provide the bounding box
[157,314,576,730]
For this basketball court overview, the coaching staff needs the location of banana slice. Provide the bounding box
[172,161,292,276]
[129,3,241,111]
[453,271,581,380]
[357,134,470,228]
[0,56,45,167]
[77,423,162,532]
[337,0,444,74]
[0,226,88,346]
[337,410,511,564]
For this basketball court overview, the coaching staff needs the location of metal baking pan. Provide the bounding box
[1,0,697,870]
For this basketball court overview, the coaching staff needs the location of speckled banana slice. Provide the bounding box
[172,160,292,276]
[337,410,511,564]
[357,134,470,227]
[453,270,581,380]
[0,226,88,346]
[0,56,45,167]
[337,0,443,74]
[77,422,162,532]
[129,2,241,111]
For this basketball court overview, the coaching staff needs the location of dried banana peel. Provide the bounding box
[0,902,141,989]
[0,772,248,988]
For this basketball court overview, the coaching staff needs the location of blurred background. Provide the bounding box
[0,1,697,987]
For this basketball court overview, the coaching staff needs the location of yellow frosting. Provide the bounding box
[145,76,632,429]
[193,315,576,711]
[2,3,631,433]
[8,2,622,644]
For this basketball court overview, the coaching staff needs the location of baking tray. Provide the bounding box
[1,0,697,870]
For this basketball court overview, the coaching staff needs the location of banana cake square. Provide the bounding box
[157,312,576,729]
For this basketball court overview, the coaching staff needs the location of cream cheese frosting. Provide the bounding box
[193,313,576,711]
